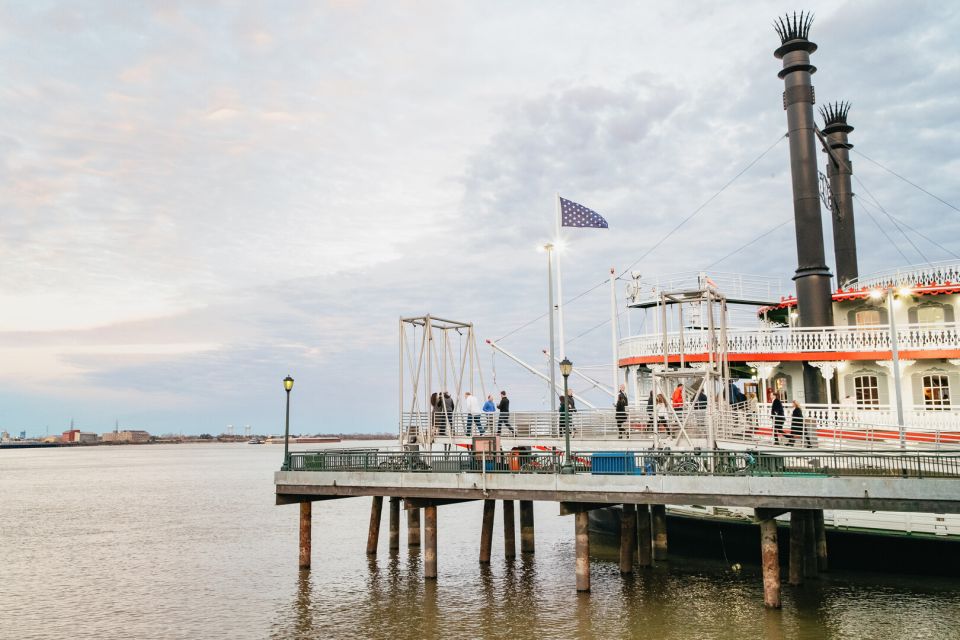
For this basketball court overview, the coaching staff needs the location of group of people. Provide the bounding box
[430,390,511,436]
[769,395,815,447]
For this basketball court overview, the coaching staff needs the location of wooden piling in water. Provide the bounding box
[366,496,383,555]
[299,501,312,570]
[636,504,652,567]
[519,500,535,554]
[803,509,818,579]
[575,511,590,592]
[503,500,516,559]
[759,517,781,608]
[389,497,400,551]
[407,505,421,548]
[479,499,495,564]
[620,503,636,574]
[789,510,805,585]
[813,509,828,571]
[651,504,668,560]
[424,505,438,579]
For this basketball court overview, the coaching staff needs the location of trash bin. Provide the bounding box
[591,451,639,475]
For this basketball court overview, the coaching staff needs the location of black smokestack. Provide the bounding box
[775,11,834,405]
[820,101,859,287]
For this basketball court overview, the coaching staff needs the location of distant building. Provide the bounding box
[62,430,97,443]
[102,430,151,443]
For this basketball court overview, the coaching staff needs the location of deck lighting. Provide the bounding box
[283,375,294,469]
[897,287,913,297]
[869,289,884,300]
[559,358,574,474]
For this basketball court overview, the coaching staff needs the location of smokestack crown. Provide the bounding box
[774,11,817,58]
[820,101,854,135]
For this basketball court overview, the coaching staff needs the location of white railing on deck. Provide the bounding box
[850,260,960,290]
[619,323,960,359]
[401,407,960,452]
[627,271,783,307]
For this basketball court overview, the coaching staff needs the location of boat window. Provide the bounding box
[922,374,951,409]
[854,309,881,326]
[853,375,880,407]
[916,305,946,324]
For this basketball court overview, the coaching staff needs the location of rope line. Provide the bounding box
[852,194,960,260]
[704,218,792,270]
[495,133,787,343]
[853,148,960,214]
[852,174,931,266]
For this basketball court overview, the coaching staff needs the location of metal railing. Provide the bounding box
[401,409,710,440]
[401,407,960,451]
[849,260,960,290]
[286,448,960,479]
[619,322,960,359]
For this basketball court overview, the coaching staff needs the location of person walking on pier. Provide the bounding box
[482,394,496,432]
[442,391,454,435]
[463,391,482,436]
[497,391,511,435]
[615,384,629,438]
[790,400,809,447]
[430,392,443,437]
[771,396,786,444]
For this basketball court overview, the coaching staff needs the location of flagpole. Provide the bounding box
[555,193,566,359]
[610,267,619,397]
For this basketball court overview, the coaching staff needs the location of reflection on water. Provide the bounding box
[3,443,959,640]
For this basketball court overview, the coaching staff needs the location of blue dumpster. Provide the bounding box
[591,451,639,475]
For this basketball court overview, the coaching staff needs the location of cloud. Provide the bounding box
[0,1,958,433]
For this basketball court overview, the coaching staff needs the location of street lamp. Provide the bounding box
[283,375,295,470]
[559,358,574,474]
[871,286,912,448]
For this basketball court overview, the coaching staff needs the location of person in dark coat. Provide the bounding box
[496,391,511,434]
[430,392,442,436]
[615,384,629,438]
[771,396,786,444]
[790,400,808,447]
[442,391,455,435]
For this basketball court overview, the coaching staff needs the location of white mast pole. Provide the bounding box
[610,267,620,397]
[555,194,566,358]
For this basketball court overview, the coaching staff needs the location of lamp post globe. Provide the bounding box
[283,375,294,470]
[559,358,574,474]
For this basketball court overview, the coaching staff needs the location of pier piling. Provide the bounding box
[366,496,383,555]
[620,503,636,574]
[299,502,312,570]
[503,500,516,558]
[651,504,668,560]
[636,504,652,567]
[519,500,535,554]
[389,497,400,551]
[789,510,806,585]
[407,505,421,548]
[575,511,590,592]
[759,517,781,608]
[813,509,828,571]
[480,499,495,564]
[803,510,818,579]
[424,505,438,579]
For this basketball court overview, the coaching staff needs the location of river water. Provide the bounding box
[2,443,958,640]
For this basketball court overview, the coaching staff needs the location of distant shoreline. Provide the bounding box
[0,434,395,449]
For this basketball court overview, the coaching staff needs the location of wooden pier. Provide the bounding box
[277,448,960,607]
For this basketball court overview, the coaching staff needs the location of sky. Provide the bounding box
[1,1,958,436]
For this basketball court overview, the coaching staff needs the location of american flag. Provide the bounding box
[559,196,608,229]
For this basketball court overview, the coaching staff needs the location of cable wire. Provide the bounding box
[854,195,960,261]
[852,174,931,266]
[859,202,911,264]
[704,218,792,270]
[495,133,787,342]
[853,148,960,214]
